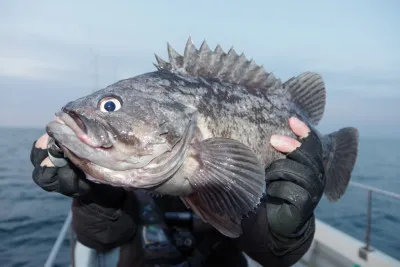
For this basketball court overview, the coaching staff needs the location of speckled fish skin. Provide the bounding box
[45,38,359,238]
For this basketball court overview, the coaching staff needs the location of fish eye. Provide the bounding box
[99,97,122,112]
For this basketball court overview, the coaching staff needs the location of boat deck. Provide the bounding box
[44,182,400,267]
[246,255,306,267]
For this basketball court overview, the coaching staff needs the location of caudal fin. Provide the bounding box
[324,127,359,202]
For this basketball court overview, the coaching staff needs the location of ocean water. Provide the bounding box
[0,128,399,267]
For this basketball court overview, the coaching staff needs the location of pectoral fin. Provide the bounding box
[183,138,266,238]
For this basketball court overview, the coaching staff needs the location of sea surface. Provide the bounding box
[0,128,399,267]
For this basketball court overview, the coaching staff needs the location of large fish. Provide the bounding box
[46,38,359,238]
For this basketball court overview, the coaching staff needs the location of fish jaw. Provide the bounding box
[45,116,121,170]
[46,110,171,171]
[49,110,115,149]
[46,112,198,189]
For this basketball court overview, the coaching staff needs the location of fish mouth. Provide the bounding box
[62,114,198,189]
[62,108,87,138]
[46,109,198,189]
[47,109,113,150]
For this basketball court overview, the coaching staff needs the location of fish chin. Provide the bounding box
[47,119,168,171]
[47,114,198,189]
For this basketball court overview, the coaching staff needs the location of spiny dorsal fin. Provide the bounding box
[154,37,281,92]
[283,72,326,125]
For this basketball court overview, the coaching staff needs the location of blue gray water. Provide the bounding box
[0,128,399,267]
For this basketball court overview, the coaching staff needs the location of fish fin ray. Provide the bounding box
[284,72,326,125]
[182,193,243,238]
[324,127,359,201]
[196,41,213,76]
[154,54,171,70]
[154,37,281,94]
[183,37,199,74]
[186,138,266,237]
[167,43,184,70]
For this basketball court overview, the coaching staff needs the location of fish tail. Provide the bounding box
[323,127,359,202]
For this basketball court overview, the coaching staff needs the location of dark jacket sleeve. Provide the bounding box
[71,187,138,253]
[234,200,315,267]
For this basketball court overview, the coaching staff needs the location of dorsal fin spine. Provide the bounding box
[154,37,280,93]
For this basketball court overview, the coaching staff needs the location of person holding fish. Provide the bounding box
[30,39,358,267]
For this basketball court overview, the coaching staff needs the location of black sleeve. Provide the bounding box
[233,199,315,267]
[71,186,138,253]
[29,141,139,252]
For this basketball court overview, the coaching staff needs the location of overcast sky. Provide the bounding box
[0,0,399,138]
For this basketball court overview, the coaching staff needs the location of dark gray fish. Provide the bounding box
[46,38,359,238]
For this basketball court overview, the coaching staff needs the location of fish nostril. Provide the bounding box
[62,107,87,134]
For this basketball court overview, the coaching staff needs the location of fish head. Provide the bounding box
[46,79,197,189]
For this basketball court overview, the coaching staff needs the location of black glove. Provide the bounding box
[29,140,125,208]
[265,129,325,238]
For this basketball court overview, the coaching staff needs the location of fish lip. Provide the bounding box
[61,107,87,134]
[52,110,112,149]
[53,114,198,189]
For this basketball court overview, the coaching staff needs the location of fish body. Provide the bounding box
[46,38,359,238]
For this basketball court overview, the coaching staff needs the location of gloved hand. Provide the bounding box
[265,117,325,237]
[30,134,125,208]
